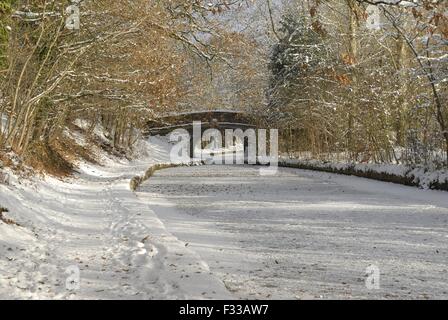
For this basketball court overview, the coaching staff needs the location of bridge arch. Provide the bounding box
[145,110,258,160]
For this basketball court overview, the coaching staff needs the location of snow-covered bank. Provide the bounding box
[279,158,448,191]
[0,136,231,299]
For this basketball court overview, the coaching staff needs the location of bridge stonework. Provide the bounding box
[145,110,258,159]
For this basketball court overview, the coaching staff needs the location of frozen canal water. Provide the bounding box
[139,165,448,299]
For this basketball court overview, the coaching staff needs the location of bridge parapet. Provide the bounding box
[145,110,256,136]
[145,110,259,162]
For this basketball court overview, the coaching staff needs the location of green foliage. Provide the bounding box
[0,0,17,68]
[0,0,15,14]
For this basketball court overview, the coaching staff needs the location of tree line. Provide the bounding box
[0,0,258,173]
[0,0,446,173]
[268,0,447,167]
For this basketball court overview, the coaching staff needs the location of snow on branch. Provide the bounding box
[356,0,421,7]
[12,10,61,22]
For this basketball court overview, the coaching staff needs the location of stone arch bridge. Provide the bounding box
[145,110,258,159]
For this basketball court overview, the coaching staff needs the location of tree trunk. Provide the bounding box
[347,0,359,160]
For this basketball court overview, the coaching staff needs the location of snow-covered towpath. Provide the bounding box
[0,138,231,299]
[139,165,448,299]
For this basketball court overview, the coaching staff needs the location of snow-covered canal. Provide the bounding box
[139,165,448,299]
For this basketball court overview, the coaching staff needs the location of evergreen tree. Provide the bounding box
[268,13,328,125]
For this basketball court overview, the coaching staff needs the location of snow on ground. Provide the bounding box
[139,165,448,299]
[2,133,448,300]
[0,136,231,299]
[280,157,448,190]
